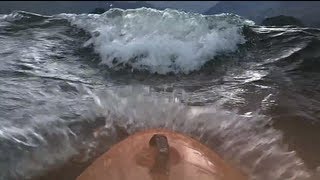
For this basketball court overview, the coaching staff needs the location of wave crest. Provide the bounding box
[1,11,51,23]
[61,8,254,74]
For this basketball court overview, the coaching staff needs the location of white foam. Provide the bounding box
[60,8,254,74]
[83,85,311,180]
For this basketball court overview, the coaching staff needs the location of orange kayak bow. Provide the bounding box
[77,128,247,180]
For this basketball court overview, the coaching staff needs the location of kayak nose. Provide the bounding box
[77,129,248,180]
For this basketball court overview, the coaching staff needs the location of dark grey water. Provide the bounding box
[0,9,319,180]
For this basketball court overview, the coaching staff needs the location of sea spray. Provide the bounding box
[60,8,254,74]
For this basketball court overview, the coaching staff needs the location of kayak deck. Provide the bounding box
[77,128,247,180]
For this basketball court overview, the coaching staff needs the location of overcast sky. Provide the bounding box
[148,1,219,13]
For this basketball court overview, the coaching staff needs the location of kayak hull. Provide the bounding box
[77,128,247,180]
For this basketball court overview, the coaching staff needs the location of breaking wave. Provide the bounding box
[60,8,254,74]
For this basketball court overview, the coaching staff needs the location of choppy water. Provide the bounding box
[0,9,320,180]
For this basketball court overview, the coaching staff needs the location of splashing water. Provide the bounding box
[0,8,319,180]
[60,8,254,74]
[79,85,311,180]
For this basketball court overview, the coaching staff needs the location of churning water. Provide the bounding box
[0,8,320,180]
